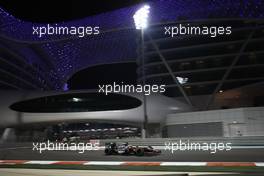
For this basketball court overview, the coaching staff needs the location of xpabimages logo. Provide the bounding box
[32,24,100,38]
[165,140,232,154]
[32,140,100,154]
[98,82,166,95]
[164,24,232,38]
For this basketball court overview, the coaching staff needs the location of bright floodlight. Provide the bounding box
[133,5,150,30]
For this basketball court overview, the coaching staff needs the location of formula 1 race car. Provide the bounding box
[104,142,161,156]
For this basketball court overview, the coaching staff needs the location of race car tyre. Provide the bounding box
[104,148,112,155]
[136,148,144,156]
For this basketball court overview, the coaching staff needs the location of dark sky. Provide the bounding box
[0,0,143,23]
[68,63,137,90]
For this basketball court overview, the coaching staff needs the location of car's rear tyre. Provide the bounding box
[105,148,112,155]
[136,148,144,156]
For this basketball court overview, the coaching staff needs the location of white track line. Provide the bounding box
[84,161,125,165]
[160,162,207,166]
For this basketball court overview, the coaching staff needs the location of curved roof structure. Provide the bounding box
[0,0,263,90]
[0,90,190,127]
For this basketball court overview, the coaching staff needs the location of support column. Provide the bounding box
[1,128,16,142]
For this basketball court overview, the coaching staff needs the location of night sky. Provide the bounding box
[0,0,143,23]
[68,63,138,90]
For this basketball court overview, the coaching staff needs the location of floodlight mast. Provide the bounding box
[133,5,150,138]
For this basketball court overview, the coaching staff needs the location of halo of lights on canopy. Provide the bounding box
[0,0,263,90]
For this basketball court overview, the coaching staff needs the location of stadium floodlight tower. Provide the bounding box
[133,5,150,30]
[133,5,150,138]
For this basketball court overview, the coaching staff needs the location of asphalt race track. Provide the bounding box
[0,146,264,162]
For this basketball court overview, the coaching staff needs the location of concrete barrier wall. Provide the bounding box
[165,107,264,137]
[1,136,264,149]
[99,136,264,146]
